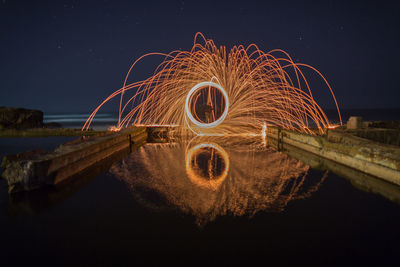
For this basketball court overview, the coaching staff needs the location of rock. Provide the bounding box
[0,106,43,130]
[1,150,51,193]
[347,116,363,130]
[44,122,62,128]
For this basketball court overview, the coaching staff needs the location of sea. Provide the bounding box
[43,112,119,131]
[0,109,399,265]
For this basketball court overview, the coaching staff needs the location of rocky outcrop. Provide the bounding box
[0,107,43,130]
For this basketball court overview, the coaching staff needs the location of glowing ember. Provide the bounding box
[327,125,340,129]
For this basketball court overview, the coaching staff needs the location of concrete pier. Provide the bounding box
[268,137,400,205]
[6,147,134,216]
[1,127,148,193]
[267,127,400,186]
[1,121,399,194]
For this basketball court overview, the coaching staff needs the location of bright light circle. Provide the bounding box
[185,81,229,129]
[185,142,230,190]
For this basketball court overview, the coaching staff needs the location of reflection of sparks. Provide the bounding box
[262,122,267,146]
[185,143,230,191]
[110,137,327,226]
[83,32,342,135]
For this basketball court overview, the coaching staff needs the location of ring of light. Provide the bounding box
[185,143,230,190]
[185,81,229,128]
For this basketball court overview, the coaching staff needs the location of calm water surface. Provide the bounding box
[0,135,399,265]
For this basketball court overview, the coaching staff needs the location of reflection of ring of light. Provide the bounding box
[185,81,229,129]
[185,143,230,191]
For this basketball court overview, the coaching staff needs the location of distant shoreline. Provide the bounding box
[0,128,104,138]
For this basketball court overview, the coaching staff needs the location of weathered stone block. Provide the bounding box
[347,116,363,130]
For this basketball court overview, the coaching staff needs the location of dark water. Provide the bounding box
[0,135,399,266]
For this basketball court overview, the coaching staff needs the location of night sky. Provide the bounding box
[1,0,399,113]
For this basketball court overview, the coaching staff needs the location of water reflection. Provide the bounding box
[110,137,327,226]
[185,142,229,191]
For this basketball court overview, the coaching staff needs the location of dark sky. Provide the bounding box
[1,0,399,113]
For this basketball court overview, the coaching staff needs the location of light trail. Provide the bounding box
[185,81,229,129]
[185,142,230,191]
[83,33,342,135]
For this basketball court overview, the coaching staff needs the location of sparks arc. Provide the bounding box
[83,32,342,135]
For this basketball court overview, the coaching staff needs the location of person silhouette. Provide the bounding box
[198,103,214,123]
[205,104,214,123]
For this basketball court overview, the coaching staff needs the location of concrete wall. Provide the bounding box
[1,127,148,193]
[268,138,400,205]
[267,127,400,186]
[344,128,400,146]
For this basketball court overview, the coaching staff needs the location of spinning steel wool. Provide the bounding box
[83,33,341,135]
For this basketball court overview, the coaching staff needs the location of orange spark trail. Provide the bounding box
[83,33,341,135]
